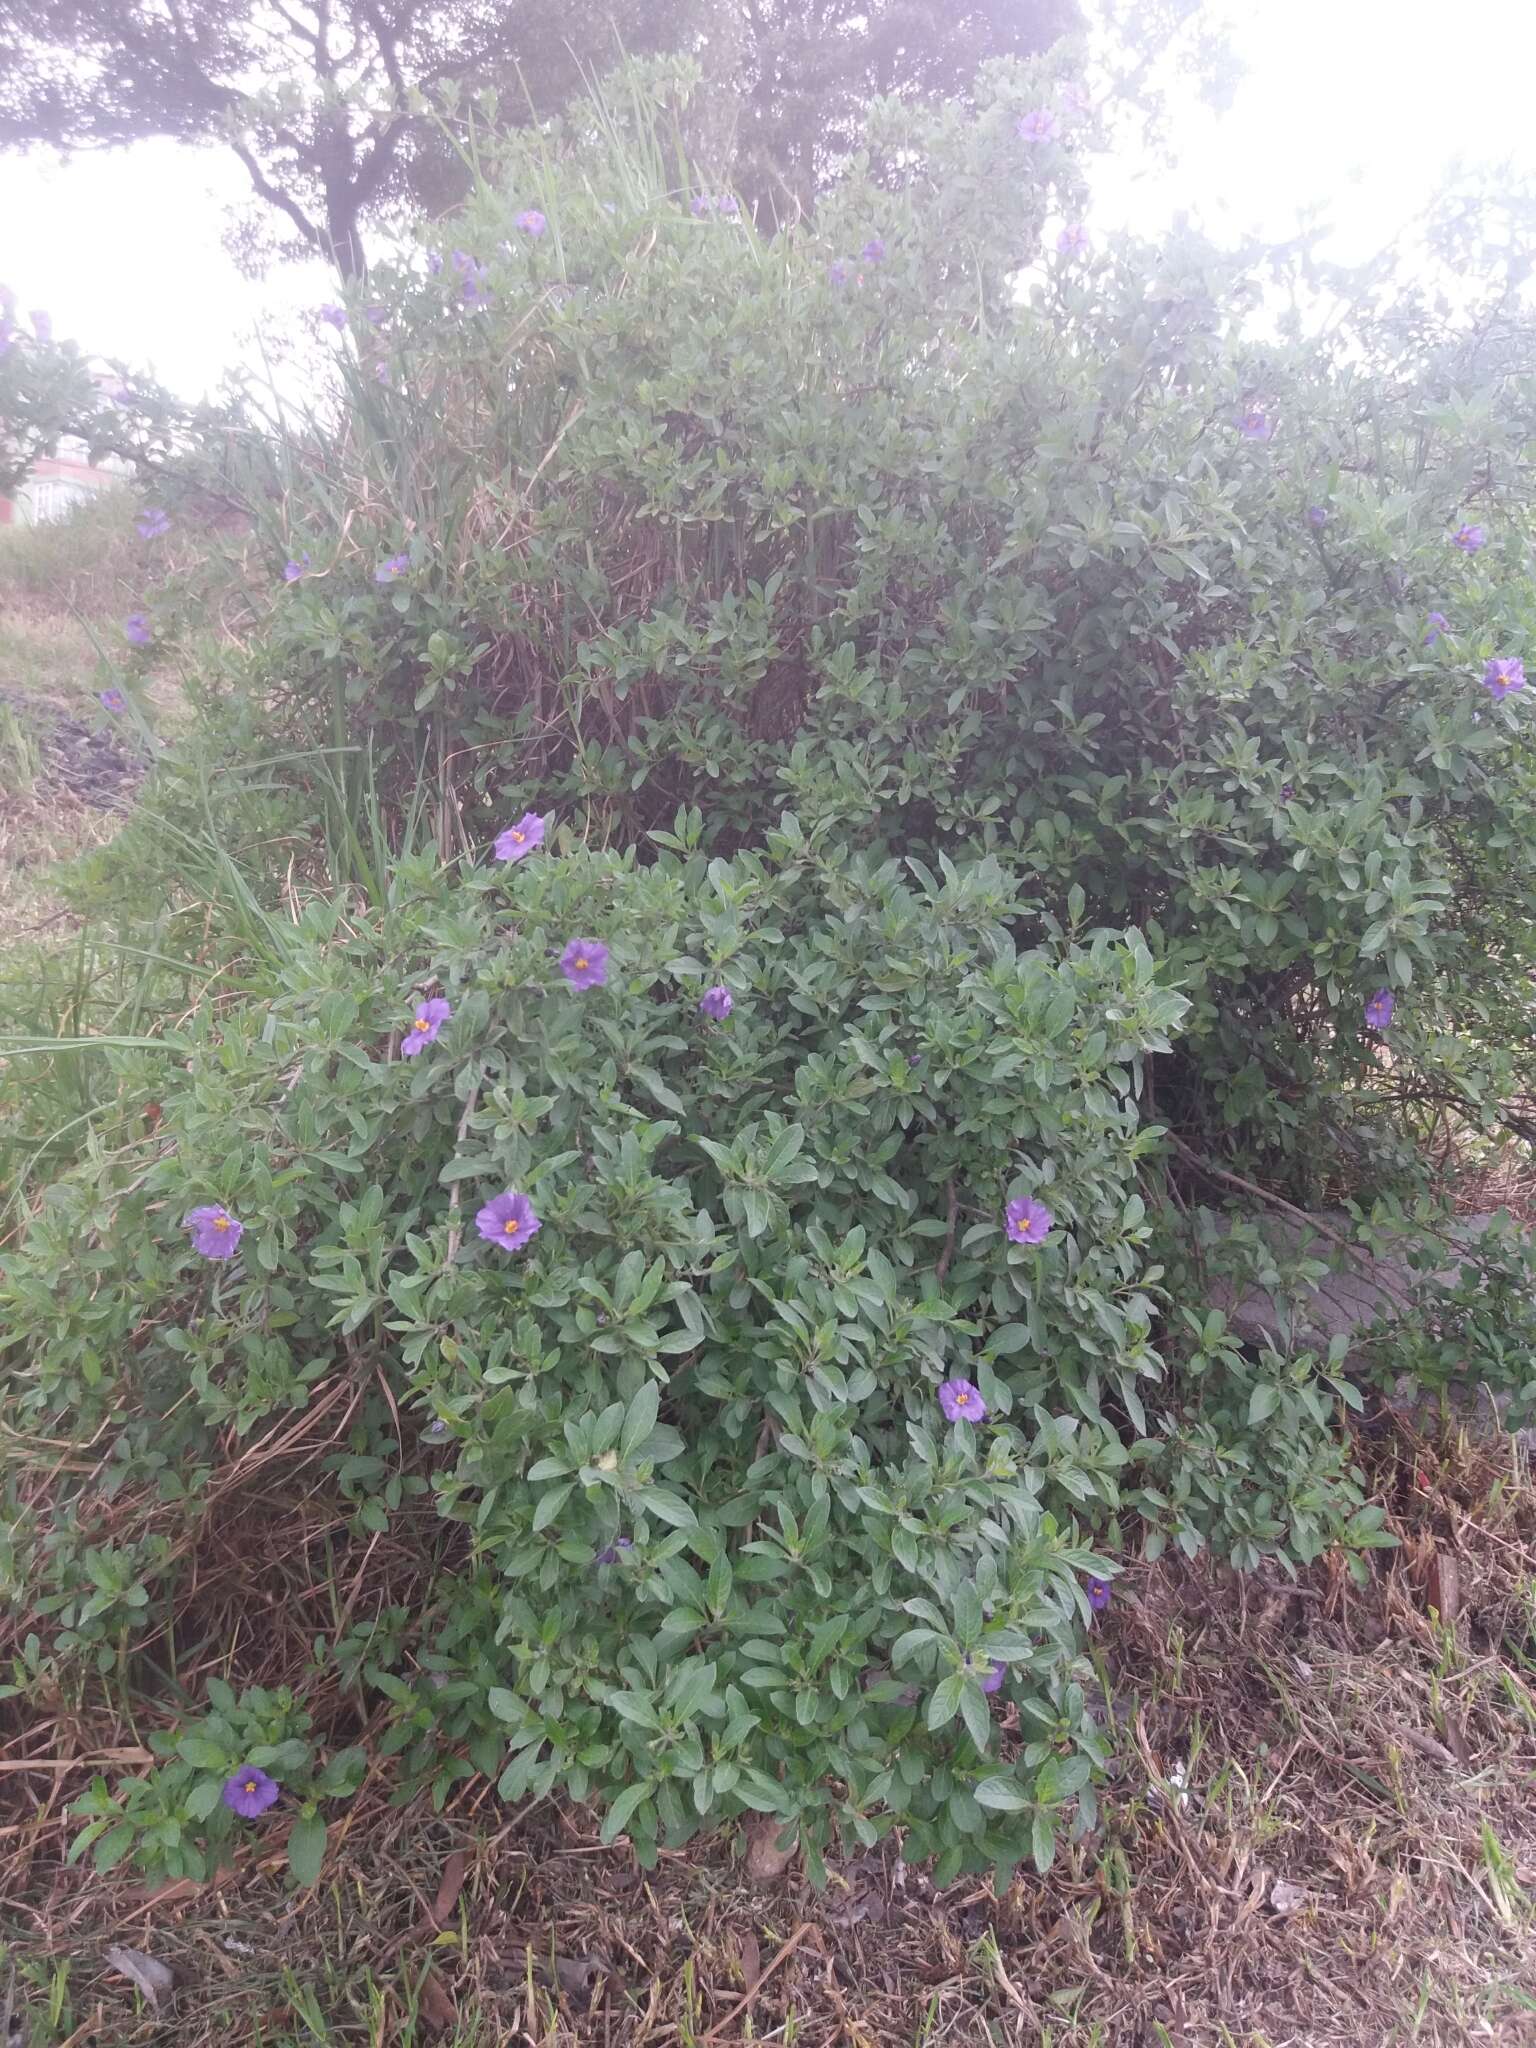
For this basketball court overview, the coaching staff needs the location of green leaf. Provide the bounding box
[973,1774,1032,1812]
[287,1812,327,1889]
[599,1780,653,1845]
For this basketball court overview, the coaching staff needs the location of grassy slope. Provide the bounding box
[3,1423,1533,2048]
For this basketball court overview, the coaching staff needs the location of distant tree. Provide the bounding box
[0,0,684,277]
[719,0,1082,222]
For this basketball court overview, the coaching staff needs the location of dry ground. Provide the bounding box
[4,1421,1535,2048]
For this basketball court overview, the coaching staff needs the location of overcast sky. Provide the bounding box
[4,0,1536,400]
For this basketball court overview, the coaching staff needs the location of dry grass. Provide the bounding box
[5,1421,1535,2048]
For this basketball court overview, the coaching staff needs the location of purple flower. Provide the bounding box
[1086,1577,1111,1614]
[1238,407,1272,441]
[222,1766,279,1819]
[427,251,444,275]
[690,194,711,217]
[1364,988,1395,1030]
[861,236,886,263]
[514,209,547,237]
[30,309,51,343]
[1306,505,1327,529]
[99,688,127,715]
[186,1204,243,1260]
[401,996,451,1056]
[1280,782,1294,803]
[461,271,491,308]
[560,938,609,990]
[699,984,733,1021]
[1423,610,1448,646]
[938,1377,987,1424]
[374,553,410,583]
[1017,109,1058,142]
[319,304,347,329]
[980,1661,1006,1694]
[828,260,849,287]
[596,1537,634,1564]
[717,194,740,217]
[450,249,474,273]
[124,613,151,647]
[1482,656,1525,701]
[284,551,311,582]
[1452,523,1485,553]
[1004,1196,1053,1246]
[494,812,546,862]
[474,1189,541,1253]
[363,303,387,328]
[1058,80,1091,116]
[136,506,170,540]
[1055,222,1089,256]
[373,358,391,385]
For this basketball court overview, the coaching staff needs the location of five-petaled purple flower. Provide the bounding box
[475,1189,541,1253]
[596,1537,634,1564]
[514,209,547,237]
[136,506,170,540]
[938,1378,987,1424]
[99,688,127,715]
[1005,1196,1053,1246]
[828,259,849,287]
[1482,656,1525,701]
[1017,109,1057,142]
[699,985,733,1021]
[124,613,151,647]
[980,1660,1006,1694]
[401,996,451,1056]
[861,236,886,263]
[375,553,410,583]
[560,938,609,990]
[284,552,311,582]
[1306,504,1327,529]
[1087,1577,1111,1614]
[494,812,546,862]
[1238,407,1272,441]
[223,1766,279,1819]
[319,304,347,329]
[1452,523,1485,553]
[1424,610,1448,646]
[186,1204,243,1260]
[1056,223,1089,256]
[1364,988,1395,1030]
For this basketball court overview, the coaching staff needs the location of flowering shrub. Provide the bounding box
[8,59,1536,1884]
[4,829,1213,1882]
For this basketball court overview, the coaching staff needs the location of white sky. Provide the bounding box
[3,0,1536,400]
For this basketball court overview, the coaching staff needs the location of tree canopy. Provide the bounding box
[0,0,1079,273]
[0,0,683,275]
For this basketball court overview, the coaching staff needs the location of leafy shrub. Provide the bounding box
[1,827,1234,1880]
[7,60,1536,1883]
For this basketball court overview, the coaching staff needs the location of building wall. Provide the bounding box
[0,445,128,527]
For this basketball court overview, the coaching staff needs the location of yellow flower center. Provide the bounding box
[213,1216,230,1232]
[503,1216,521,1236]
[512,830,525,843]
[955,1389,971,1407]
[244,1779,258,1794]
[575,956,589,971]
[411,1017,430,1032]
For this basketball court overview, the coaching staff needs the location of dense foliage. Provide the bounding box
[4,60,1536,1889]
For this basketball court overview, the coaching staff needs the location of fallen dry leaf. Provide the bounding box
[1269,1879,1309,1916]
[432,1848,467,1925]
[733,1929,761,1990]
[104,1946,175,2010]
[744,1812,797,1881]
